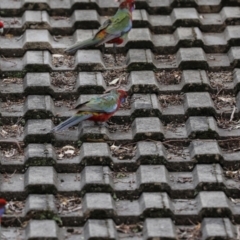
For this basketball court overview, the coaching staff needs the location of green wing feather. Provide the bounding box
[75,90,119,113]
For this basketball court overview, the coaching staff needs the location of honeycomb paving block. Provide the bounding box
[129,71,159,93]
[25,220,62,240]
[184,92,216,116]
[132,117,164,140]
[127,28,153,48]
[126,49,156,71]
[139,193,174,217]
[171,8,199,26]
[228,47,240,67]
[176,48,208,69]
[24,95,54,119]
[131,94,162,118]
[24,144,56,166]
[23,51,52,71]
[22,10,47,27]
[82,193,116,218]
[181,70,210,92]
[76,72,106,93]
[76,50,105,71]
[83,219,117,240]
[72,10,100,28]
[189,140,223,163]
[23,29,53,50]
[25,194,56,213]
[201,218,237,240]
[79,142,111,165]
[79,121,112,142]
[24,119,53,143]
[143,218,176,240]
[136,165,170,191]
[25,166,58,193]
[193,164,224,190]
[225,26,240,46]
[23,72,53,95]
[186,116,219,139]
[136,141,167,164]
[80,166,114,191]
[197,192,231,217]
[174,27,203,47]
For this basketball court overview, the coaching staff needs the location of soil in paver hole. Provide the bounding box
[1,78,23,84]
[103,54,126,68]
[165,121,185,132]
[110,143,137,160]
[0,146,23,161]
[155,54,175,62]
[159,94,184,108]
[208,71,233,89]
[0,124,23,138]
[54,99,76,108]
[56,145,80,160]
[107,122,131,133]
[211,93,236,111]
[52,54,75,68]
[51,71,77,91]
[177,223,201,240]
[56,195,82,214]
[103,70,128,87]
[1,98,25,111]
[216,116,240,130]
[219,139,240,153]
[116,222,143,235]
[156,70,182,85]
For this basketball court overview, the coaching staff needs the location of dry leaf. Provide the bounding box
[109,78,119,85]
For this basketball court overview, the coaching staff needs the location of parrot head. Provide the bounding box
[0,21,4,34]
[117,89,128,104]
[118,0,135,12]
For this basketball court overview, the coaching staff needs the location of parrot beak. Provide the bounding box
[0,28,3,34]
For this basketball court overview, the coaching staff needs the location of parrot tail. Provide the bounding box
[64,37,103,53]
[51,114,92,132]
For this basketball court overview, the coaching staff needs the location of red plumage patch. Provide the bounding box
[0,199,7,206]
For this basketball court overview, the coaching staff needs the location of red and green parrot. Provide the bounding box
[51,89,127,132]
[0,21,4,34]
[0,199,7,240]
[64,0,135,54]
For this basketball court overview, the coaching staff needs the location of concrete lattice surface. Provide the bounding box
[1,0,240,239]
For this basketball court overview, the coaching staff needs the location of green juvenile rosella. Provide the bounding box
[51,89,127,132]
[65,0,135,53]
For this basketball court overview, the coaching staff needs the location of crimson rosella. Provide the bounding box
[0,21,4,34]
[0,199,7,240]
[51,89,127,132]
[64,0,135,54]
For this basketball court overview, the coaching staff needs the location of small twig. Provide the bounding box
[230,106,236,122]
[0,140,23,153]
[216,87,223,96]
